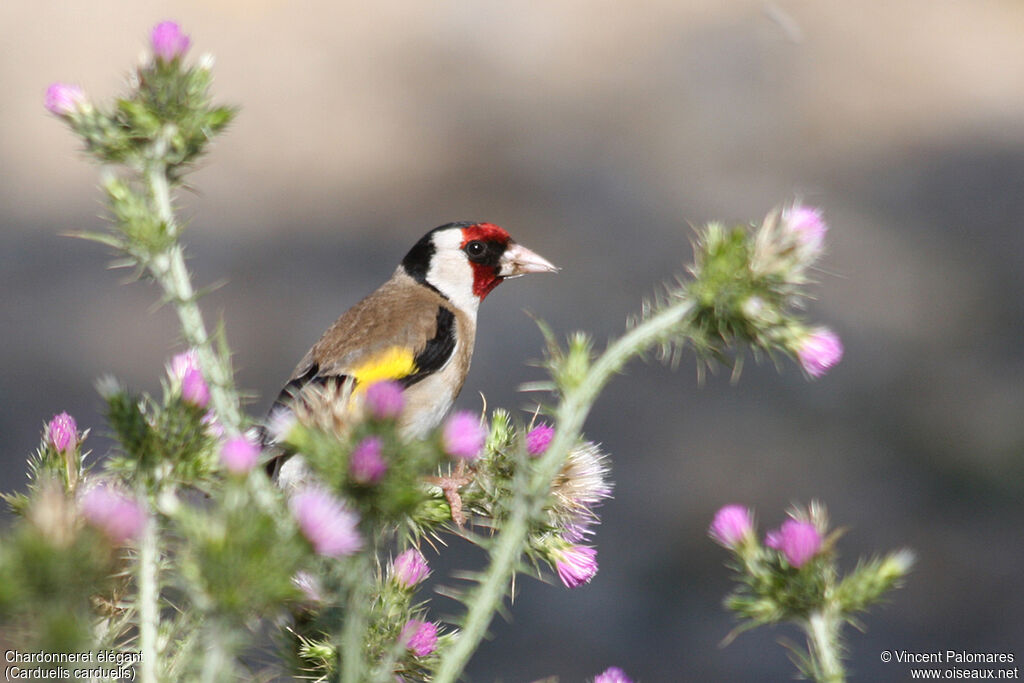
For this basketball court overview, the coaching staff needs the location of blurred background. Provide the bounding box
[2,1,1023,680]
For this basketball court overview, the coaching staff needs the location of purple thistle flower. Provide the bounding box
[391,548,431,589]
[400,619,438,657]
[151,21,191,62]
[783,204,828,253]
[594,667,633,683]
[526,423,555,456]
[44,83,86,116]
[709,504,754,549]
[442,411,486,460]
[79,485,146,544]
[171,350,211,407]
[290,487,363,557]
[349,435,387,485]
[797,327,844,378]
[365,380,404,420]
[47,412,79,455]
[181,367,210,407]
[766,519,822,568]
[220,435,260,474]
[553,544,598,588]
[170,349,197,379]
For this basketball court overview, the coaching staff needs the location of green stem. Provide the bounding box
[137,505,160,683]
[339,555,374,683]
[806,609,846,683]
[199,623,233,683]
[147,158,176,239]
[433,300,695,683]
[144,153,243,435]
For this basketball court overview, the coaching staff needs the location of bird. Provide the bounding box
[264,221,557,486]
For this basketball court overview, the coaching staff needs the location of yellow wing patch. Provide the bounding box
[350,347,417,391]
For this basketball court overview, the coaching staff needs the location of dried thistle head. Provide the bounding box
[548,440,613,536]
[286,377,362,441]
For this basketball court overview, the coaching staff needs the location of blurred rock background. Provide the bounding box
[2,1,1023,680]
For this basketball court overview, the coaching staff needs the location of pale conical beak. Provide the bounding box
[498,242,559,278]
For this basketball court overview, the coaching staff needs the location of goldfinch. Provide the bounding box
[265,221,557,484]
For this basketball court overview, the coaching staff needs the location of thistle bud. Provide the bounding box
[79,485,146,544]
[709,504,754,549]
[783,204,828,258]
[44,83,87,117]
[390,548,431,589]
[171,350,211,407]
[400,619,438,657]
[442,411,486,460]
[552,543,598,588]
[796,327,844,378]
[220,435,260,474]
[151,21,191,62]
[765,519,822,568]
[594,667,634,683]
[525,423,555,456]
[349,436,387,484]
[364,380,404,420]
[47,412,79,455]
[289,487,362,557]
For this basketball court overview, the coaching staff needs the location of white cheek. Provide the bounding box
[427,233,480,316]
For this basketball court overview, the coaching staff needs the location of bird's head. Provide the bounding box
[401,222,558,313]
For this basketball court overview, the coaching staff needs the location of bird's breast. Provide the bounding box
[397,311,475,438]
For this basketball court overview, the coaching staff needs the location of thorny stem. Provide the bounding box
[199,622,233,683]
[433,300,696,683]
[143,146,243,436]
[806,609,846,683]
[339,554,375,683]
[137,504,159,683]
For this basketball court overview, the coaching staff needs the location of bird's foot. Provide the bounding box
[427,460,474,528]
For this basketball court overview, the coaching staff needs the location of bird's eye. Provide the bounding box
[465,240,487,260]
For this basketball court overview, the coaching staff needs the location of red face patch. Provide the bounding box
[460,222,510,246]
[460,223,510,300]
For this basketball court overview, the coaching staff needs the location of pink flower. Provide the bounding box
[525,423,554,456]
[44,83,86,116]
[171,350,211,407]
[80,485,146,544]
[349,436,387,484]
[783,204,828,254]
[365,380,404,420]
[220,435,260,474]
[594,667,633,683]
[181,367,210,407]
[390,548,430,589]
[47,412,79,455]
[797,327,844,378]
[400,619,438,657]
[766,519,822,568]
[170,349,197,379]
[151,21,191,61]
[553,544,598,588]
[441,411,486,460]
[709,504,753,549]
[289,487,362,557]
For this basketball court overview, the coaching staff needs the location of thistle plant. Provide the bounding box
[710,502,915,683]
[0,19,909,683]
